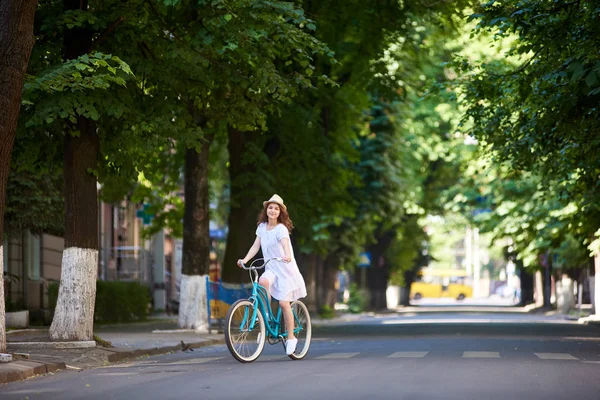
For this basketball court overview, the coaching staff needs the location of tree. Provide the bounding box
[457,0,600,314]
[0,0,38,353]
[220,1,472,308]
[20,0,137,341]
[91,0,334,330]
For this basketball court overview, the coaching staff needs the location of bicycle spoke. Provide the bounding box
[225,300,265,362]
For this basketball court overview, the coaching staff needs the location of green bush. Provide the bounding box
[95,281,152,323]
[47,281,59,309]
[318,305,335,319]
[4,297,19,312]
[47,280,152,323]
[347,283,367,313]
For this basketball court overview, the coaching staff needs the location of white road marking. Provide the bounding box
[388,352,429,358]
[315,352,359,359]
[462,351,500,358]
[534,353,578,360]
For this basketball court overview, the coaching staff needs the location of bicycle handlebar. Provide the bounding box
[238,257,285,270]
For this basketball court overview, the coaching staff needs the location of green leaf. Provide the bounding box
[585,71,597,87]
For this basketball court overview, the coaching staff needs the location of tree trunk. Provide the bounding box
[366,228,396,311]
[320,254,339,311]
[49,0,100,342]
[367,260,389,310]
[0,0,39,353]
[221,127,262,283]
[179,130,214,331]
[518,261,534,307]
[401,269,418,306]
[542,261,552,308]
[49,118,99,341]
[302,253,319,314]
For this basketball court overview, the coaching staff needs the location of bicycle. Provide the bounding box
[224,257,312,363]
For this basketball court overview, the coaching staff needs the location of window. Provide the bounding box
[26,233,41,280]
[2,238,7,272]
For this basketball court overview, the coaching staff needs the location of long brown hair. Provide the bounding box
[257,203,294,232]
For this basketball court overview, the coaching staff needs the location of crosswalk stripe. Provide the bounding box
[315,352,359,359]
[534,353,578,360]
[388,351,429,358]
[462,351,500,359]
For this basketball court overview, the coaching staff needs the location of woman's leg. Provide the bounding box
[279,300,295,340]
[258,276,271,305]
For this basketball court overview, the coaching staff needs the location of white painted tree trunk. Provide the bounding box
[49,247,98,341]
[178,274,208,332]
[556,275,575,315]
[0,245,6,353]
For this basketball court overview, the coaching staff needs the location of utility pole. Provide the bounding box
[473,227,481,298]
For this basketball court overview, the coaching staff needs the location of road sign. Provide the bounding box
[358,252,371,268]
[136,204,154,225]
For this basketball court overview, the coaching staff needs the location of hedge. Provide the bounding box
[47,280,152,323]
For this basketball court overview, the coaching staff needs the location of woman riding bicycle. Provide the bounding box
[238,194,307,355]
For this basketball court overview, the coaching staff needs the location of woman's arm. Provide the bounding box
[280,237,292,263]
[239,236,261,266]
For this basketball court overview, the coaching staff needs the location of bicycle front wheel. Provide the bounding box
[288,300,311,360]
[225,299,266,363]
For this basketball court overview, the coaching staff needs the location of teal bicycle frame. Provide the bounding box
[240,259,303,341]
[250,284,287,339]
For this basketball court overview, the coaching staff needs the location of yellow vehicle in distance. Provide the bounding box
[410,268,472,301]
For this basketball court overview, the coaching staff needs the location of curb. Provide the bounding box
[104,338,226,363]
[8,341,97,350]
[578,316,600,326]
[0,338,225,385]
[0,360,66,385]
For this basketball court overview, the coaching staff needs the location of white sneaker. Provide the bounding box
[286,338,298,355]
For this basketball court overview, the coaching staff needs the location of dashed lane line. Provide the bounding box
[387,352,429,358]
[534,353,579,361]
[315,352,360,360]
[462,351,501,359]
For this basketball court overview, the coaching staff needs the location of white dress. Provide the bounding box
[255,222,307,301]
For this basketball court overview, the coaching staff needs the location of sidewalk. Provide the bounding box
[1,317,224,385]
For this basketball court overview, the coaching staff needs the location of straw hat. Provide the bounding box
[263,194,287,211]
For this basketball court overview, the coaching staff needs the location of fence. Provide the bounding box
[100,246,152,287]
[206,278,252,333]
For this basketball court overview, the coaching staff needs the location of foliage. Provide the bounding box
[48,280,151,323]
[47,281,59,311]
[4,127,64,237]
[4,273,24,311]
[346,283,368,314]
[318,305,336,319]
[455,0,600,257]
[97,0,336,240]
[256,4,473,270]
[94,281,152,323]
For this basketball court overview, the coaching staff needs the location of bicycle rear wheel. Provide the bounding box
[225,299,266,363]
[288,300,311,360]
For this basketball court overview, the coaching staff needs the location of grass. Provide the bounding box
[93,334,114,348]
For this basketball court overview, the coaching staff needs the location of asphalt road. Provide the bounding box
[2,312,600,400]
